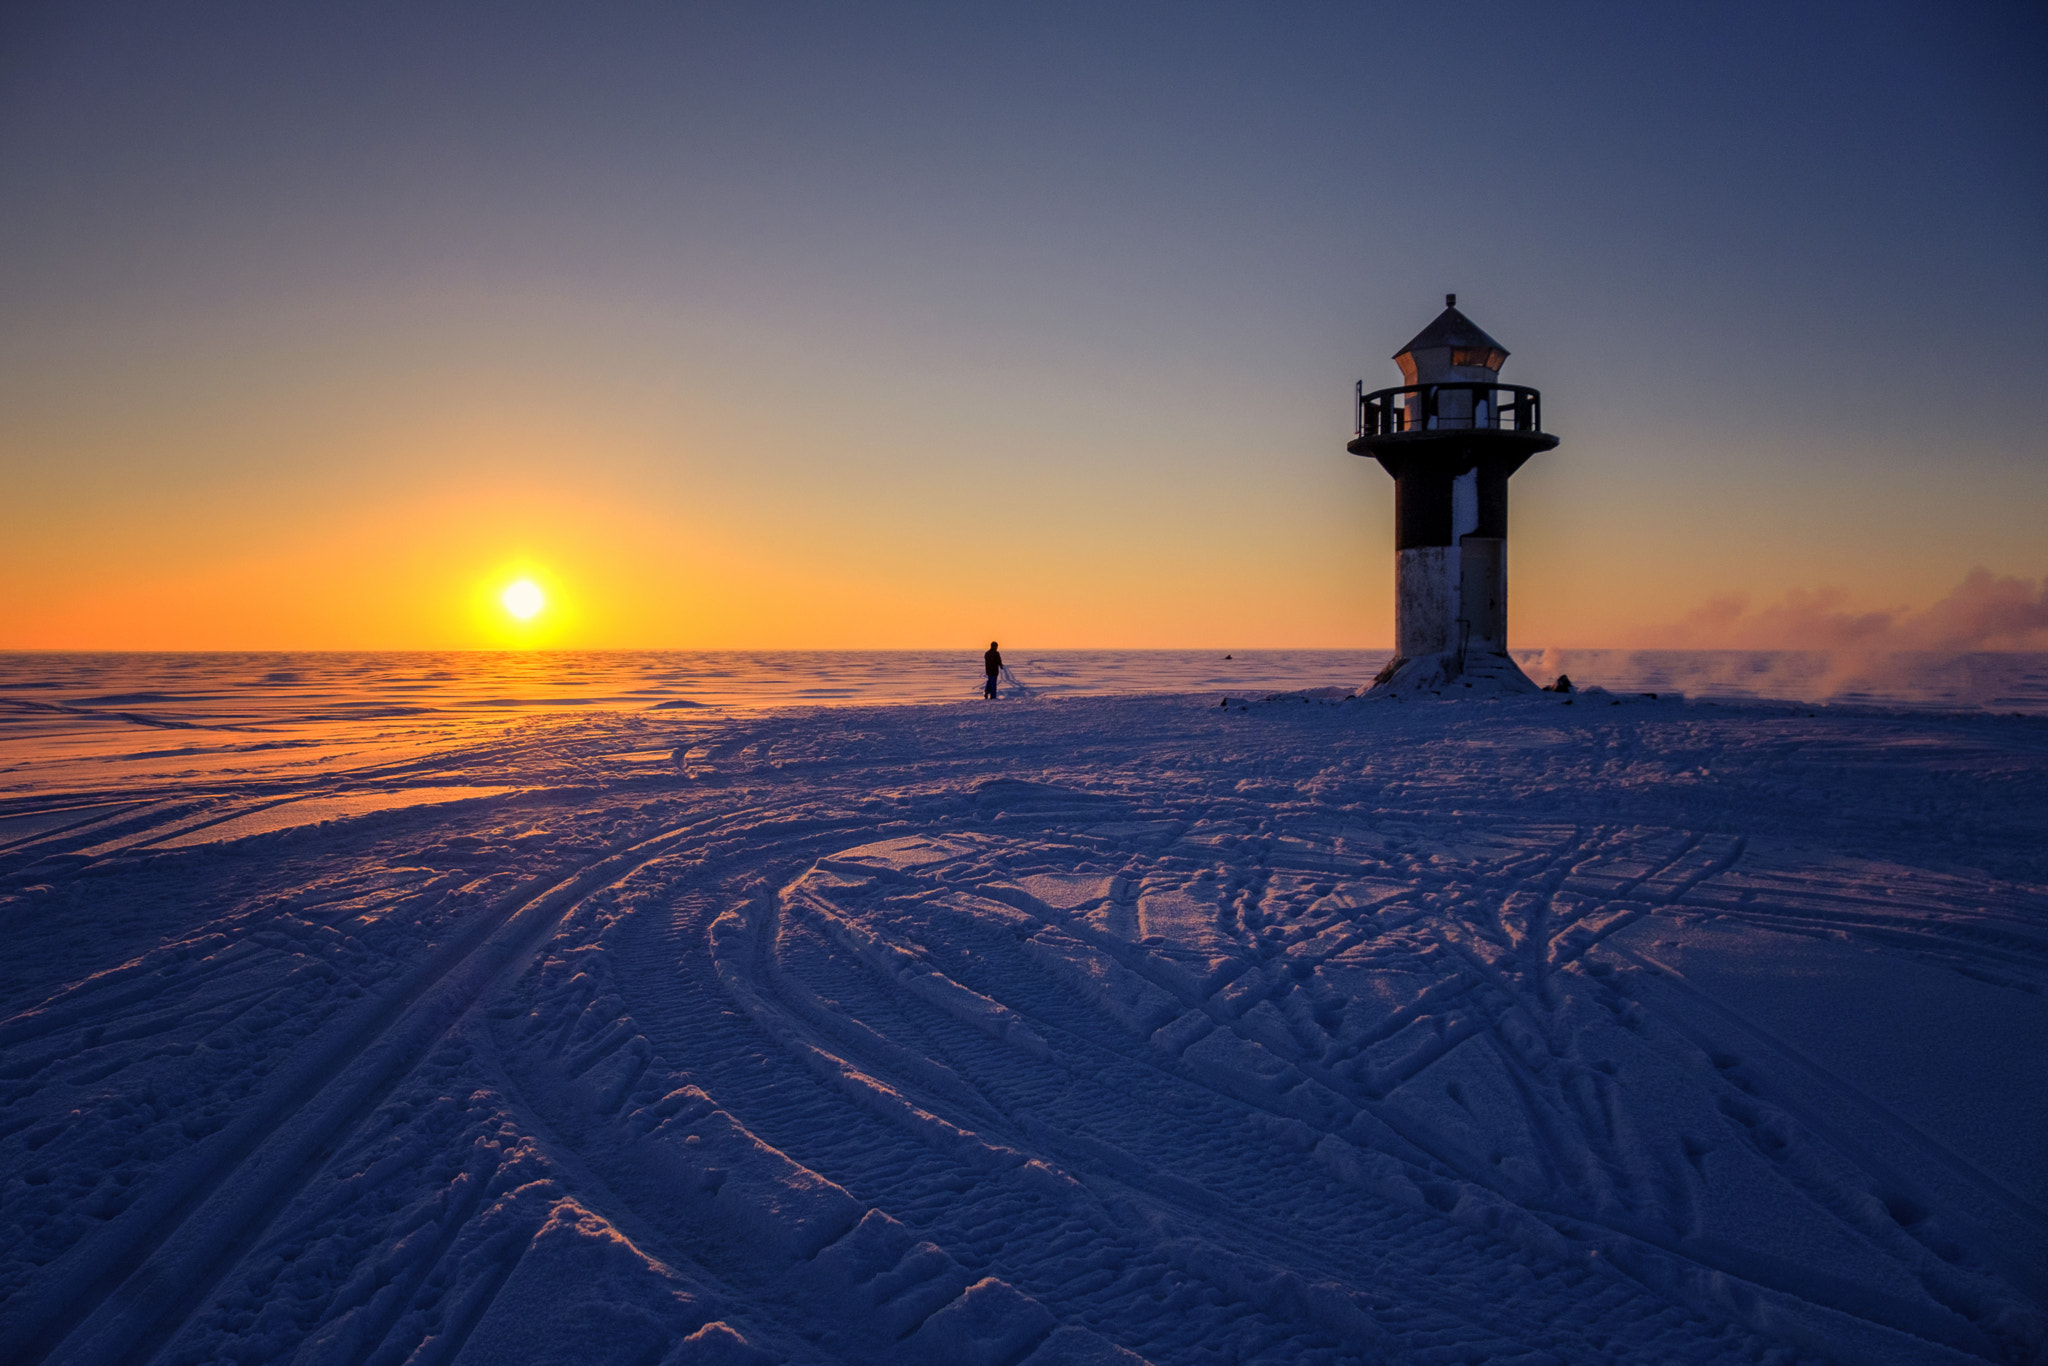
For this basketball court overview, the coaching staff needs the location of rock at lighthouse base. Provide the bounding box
[1365,651,1543,700]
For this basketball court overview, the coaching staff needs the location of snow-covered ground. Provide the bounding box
[2,661,2046,1365]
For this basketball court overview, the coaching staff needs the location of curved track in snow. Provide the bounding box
[1,697,2044,1364]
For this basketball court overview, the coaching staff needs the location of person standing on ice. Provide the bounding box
[984,641,1002,699]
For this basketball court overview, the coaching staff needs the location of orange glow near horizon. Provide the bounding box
[1,395,2041,653]
[3,474,2044,653]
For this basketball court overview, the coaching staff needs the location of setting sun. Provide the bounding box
[501,578,545,620]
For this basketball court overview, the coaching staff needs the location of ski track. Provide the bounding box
[1,696,2045,1364]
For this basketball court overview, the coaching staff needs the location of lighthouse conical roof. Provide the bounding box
[1394,305,1507,362]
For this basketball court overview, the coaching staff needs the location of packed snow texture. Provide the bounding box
[2,660,2046,1365]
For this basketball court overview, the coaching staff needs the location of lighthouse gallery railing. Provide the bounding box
[1354,383,1543,439]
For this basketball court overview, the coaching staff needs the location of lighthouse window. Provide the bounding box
[1451,347,1506,370]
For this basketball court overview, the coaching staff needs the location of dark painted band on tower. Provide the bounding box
[1394,465,1453,549]
[1389,459,1512,549]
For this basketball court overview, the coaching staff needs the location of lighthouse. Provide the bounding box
[1349,296,1558,695]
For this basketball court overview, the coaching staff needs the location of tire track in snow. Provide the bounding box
[1266,825,1671,1205]
[664,814,1761,1362]
[868,811,1997,1363]
[5,805,748,1366]
[601,821,1373,1359]
[476,813,1027,1360]
[729,893,1401,1359]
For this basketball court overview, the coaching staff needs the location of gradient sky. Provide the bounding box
[3,1,2043,650]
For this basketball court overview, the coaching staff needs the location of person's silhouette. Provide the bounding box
[983,641,1002,699]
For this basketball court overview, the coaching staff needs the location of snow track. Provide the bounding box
[1,695,2044,1364]
[6,807,738,1366]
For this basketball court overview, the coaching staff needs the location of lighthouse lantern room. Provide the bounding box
[1349,296,1559,695]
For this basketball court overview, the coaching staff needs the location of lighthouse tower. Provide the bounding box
[1349,296,1558,695]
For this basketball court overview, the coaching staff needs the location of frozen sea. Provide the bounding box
[2,651,2046,1365]
[4,648,2047,727]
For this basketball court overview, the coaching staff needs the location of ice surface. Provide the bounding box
[2,664,2046,1365]
[150,786,515,847]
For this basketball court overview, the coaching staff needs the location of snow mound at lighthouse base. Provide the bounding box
[1364,650,1544,699]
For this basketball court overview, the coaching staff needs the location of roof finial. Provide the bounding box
[1446,293,1456,308]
